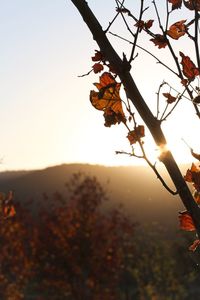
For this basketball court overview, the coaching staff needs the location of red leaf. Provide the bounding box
[180,52,199,81]
[150,35,168,49]
[168,0,182,10]
[163,92,177,103]
[92,63,104,74]
[179,211,196,231]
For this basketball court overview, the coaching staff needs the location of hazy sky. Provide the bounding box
[1,0,199,171]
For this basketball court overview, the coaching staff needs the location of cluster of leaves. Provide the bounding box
[179,151,200,251]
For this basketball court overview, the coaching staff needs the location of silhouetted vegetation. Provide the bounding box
[0,173,200,299]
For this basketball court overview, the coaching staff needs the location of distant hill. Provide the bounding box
[0,163,189,232]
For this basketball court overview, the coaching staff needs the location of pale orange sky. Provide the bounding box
[0,0,199,171]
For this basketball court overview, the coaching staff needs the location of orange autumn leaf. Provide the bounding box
[90,72,126,127]
[189,239,200,251]
[127,126,145,145]
[150,34,168,48]
[92,63,104,74]
[184,163,200,191]
[179,211,196,231]
[168,0,182,9]
[163,92,177,104]
[180,52,199,81]
[167,20,187,40]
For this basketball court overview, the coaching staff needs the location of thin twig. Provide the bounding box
[129,0,144,63]
[109,31,179,76]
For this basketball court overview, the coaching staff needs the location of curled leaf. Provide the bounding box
[163,92,177,104]
[127,126,145,145]
[168,0,182,10]
[180,52,199,81]
[167,20,187,40]
[150,35,168,48]
[90,72,126,127]
[179,210,196,231]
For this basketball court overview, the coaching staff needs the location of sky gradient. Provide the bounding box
[1,0,199,171]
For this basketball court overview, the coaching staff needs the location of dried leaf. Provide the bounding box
[135,19,154,31]
[179,211,196,231]
[163,92,177,103]
[90,72,126,127]
[181,79,188,86]
[168,0,183,10]
[180,52,199,81]
[193,95,200,104]
[92,63,104,74]
[184,163,200,191]
[184,0,200,11]
[167,20,187,40]
[127,126,145,145]
[116,7,130,14]
[150,35,168,48]
[92,50,104,62]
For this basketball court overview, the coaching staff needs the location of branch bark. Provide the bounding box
[71,0,200,236]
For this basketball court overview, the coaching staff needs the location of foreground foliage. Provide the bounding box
[0,174,199,299]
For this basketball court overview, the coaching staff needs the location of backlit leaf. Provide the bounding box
[127,126,145,145]
[184,163,200,191]
[90,72,126,127]
[180,52,199,80]
[167,20,187,40]
[179,211,196,231]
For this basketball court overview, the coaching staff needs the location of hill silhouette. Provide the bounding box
[0,163,188,231]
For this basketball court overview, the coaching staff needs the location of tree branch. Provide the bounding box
[70,0,200,237]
